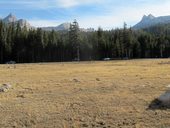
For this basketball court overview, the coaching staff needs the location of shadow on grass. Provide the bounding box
[147,98,170,110]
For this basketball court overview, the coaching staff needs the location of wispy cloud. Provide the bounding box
[0,0,107,9]
[56,0,107,8]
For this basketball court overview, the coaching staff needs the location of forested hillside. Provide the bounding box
[0,20,170,63]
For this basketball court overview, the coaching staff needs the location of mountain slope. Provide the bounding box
[41,23,71,31]
[41,23,94,32]
[142,23,170,35]
[3,13,17,23]
[133,14,170,29]
[2,13,33,29]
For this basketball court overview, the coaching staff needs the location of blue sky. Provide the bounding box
[1,0,170,29]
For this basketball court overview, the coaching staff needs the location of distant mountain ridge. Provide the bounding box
[0,13,94,32]
[41,22,94,32]
[133,14,170,29]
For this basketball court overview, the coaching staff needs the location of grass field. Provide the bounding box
[0,59,170,128]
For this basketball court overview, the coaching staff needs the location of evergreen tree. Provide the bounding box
[69,19,80,61]
[0,21,6,63]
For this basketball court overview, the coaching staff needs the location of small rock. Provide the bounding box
[79,117,85,122]
[17,94,25,98]
[158,90,170,106]
[73,78,80,83]
[96,78,100,81]
[82,123,88,127]
[0,83,12,92]
[12,122,18,128]
[97,120,105,126]
[141,85,146,87]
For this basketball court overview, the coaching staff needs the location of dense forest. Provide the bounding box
[0,20,170,63]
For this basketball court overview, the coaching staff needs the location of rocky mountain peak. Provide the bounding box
[142,14,155,21]
[2,13,33,29]
[132,14,170,29]
[148,14,155,19]
[3,13,17,23]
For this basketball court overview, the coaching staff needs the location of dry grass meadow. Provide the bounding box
[0,59,170,128]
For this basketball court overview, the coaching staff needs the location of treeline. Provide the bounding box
[0,20,170,63]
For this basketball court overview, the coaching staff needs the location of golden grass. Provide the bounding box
[0,59,170,127]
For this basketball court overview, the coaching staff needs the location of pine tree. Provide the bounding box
[122,22,132,58]
[0,21,6,63]
[69,19,80,61]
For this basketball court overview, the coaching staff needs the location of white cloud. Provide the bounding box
[57,0,79,8]
[1,0,106,9]
[56,0,106,8]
